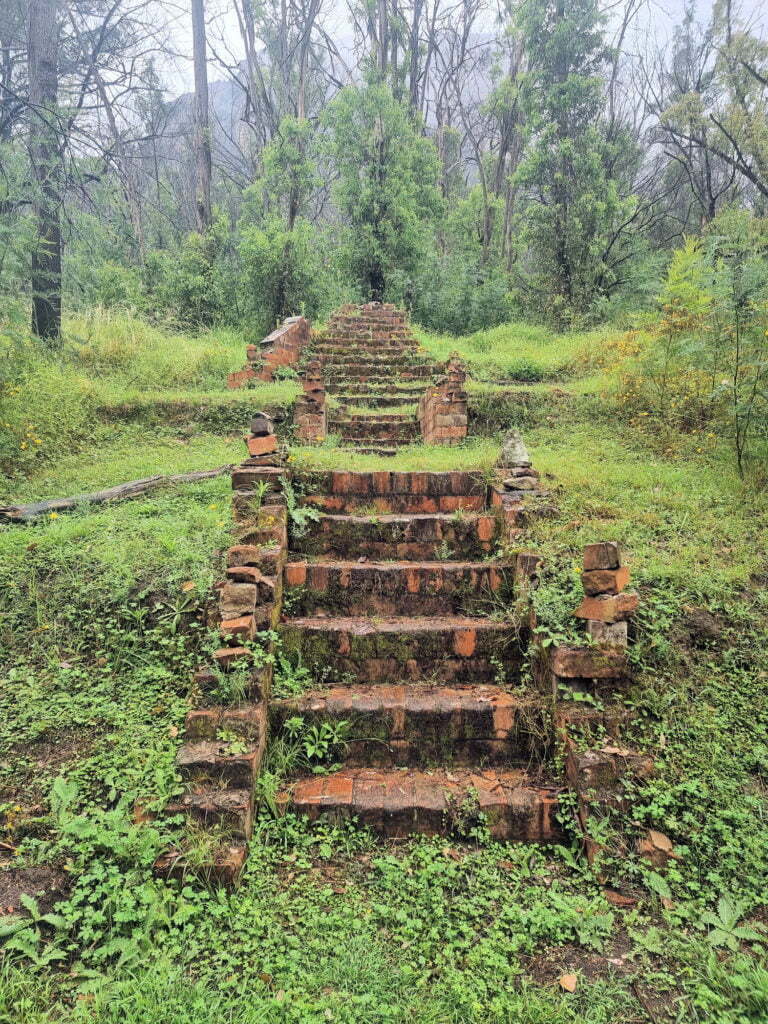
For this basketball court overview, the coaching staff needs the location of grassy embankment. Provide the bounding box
[1,312,767,1022]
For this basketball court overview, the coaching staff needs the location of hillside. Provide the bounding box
[1,313,766,1023]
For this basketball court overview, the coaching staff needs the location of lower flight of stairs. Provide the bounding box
[274,470,564,841]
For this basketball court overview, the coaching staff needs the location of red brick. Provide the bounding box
[246,434,278,457]
[220,615,255,640]
[573,592,638,622]
[551,645,627,679]
[582,566,630,596]
[285,562,307,586]
[583,542,621,571]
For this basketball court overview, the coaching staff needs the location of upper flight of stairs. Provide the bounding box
[307,304,440,455]
[275,470,564,842]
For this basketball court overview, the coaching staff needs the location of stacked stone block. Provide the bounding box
[489,430,544,542]
[418,354,468,445]
[293,359,327,443]
[155,412,288,886]
[227,316,310,388]
[545,542,649,865]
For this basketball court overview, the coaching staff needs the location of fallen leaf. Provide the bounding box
[181,580,196,592]
[559,974,578,993]
[648,829,673,852]
[168,725,179,738]
[603,888,637,908]
[498,860,516,871]
[443,848,461,861]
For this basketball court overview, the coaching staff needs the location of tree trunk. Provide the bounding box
[27,0,61,343]
[191,0,212,233]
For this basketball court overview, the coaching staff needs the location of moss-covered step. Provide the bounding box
[290,512,502,560]
[283,559,514,616]
[279,615,525,684]
[270,685,551,767]
[280,767,563,840]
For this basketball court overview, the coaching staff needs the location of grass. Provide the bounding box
[288,437,500,473]
[415,321,615,381]
[0,311,297,486]
[2,309,768,1023]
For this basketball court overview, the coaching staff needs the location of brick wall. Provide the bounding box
[293,360,327,443]
[418,355,468,445]
[227,315,310,388]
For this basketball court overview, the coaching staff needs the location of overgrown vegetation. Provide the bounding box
[2,314,768,1021]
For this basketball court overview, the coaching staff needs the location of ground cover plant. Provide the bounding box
[1,310,767,1023]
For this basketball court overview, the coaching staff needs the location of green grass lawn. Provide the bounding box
[1,312,767,1023]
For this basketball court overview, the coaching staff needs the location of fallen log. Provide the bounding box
[0,465,235,524]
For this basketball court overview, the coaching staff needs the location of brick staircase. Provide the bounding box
[275,470,564,842]
[308,304,440,455]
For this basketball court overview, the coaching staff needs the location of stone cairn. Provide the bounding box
[549,543,650,865]
[155,412,289,886]
[418,353,468,445]
[487,430,544,542]
[293,359,327,443]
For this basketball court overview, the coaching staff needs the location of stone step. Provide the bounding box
[270,685,549,766]
[334,393,420,409]
[291,512,502,560]
[279,615,523,685]
[283,559,513,616]
[320,367,436,382]
[281,767,562,840]
[315,350,429,365]
[329,418,419,442]
[327,382,426,397]
[311,342,415,353]
[299,470,488,514]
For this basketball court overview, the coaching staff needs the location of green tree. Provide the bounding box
[513,0,637,324]
[240,115,322,327]
[323,78,442,301]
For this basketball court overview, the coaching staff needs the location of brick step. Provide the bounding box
[270,685,549,766]
[298,470,487,514]
[320,366,437,381]
[311,341,415,352]
[281,767,562,840]
[283,560,513,616]
[327,381,426,395]
[166,788,252,838]
[291,513,501,560]
[315,351,429,365]
[331,411,417,423]
[279,615,523,684]
[334,394,420,409]
[329,419,419,442]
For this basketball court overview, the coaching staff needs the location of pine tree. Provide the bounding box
[514,0,635,323]
[323,78,441,301]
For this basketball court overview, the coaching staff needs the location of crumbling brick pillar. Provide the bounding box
[418,354,468,445]
[293,360,327,443]
[227,316,311,388]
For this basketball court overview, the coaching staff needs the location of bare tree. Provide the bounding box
[192,0,212,231]
[28,0,61,341]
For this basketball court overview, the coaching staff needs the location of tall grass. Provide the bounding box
[0,311,294,483]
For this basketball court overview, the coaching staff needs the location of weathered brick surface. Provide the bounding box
[271,685,549,766]
[283,559,514,616]
[227,316,310,387]
[279,615,524,684]
[418,355,468,446]
[284,768,563,841]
